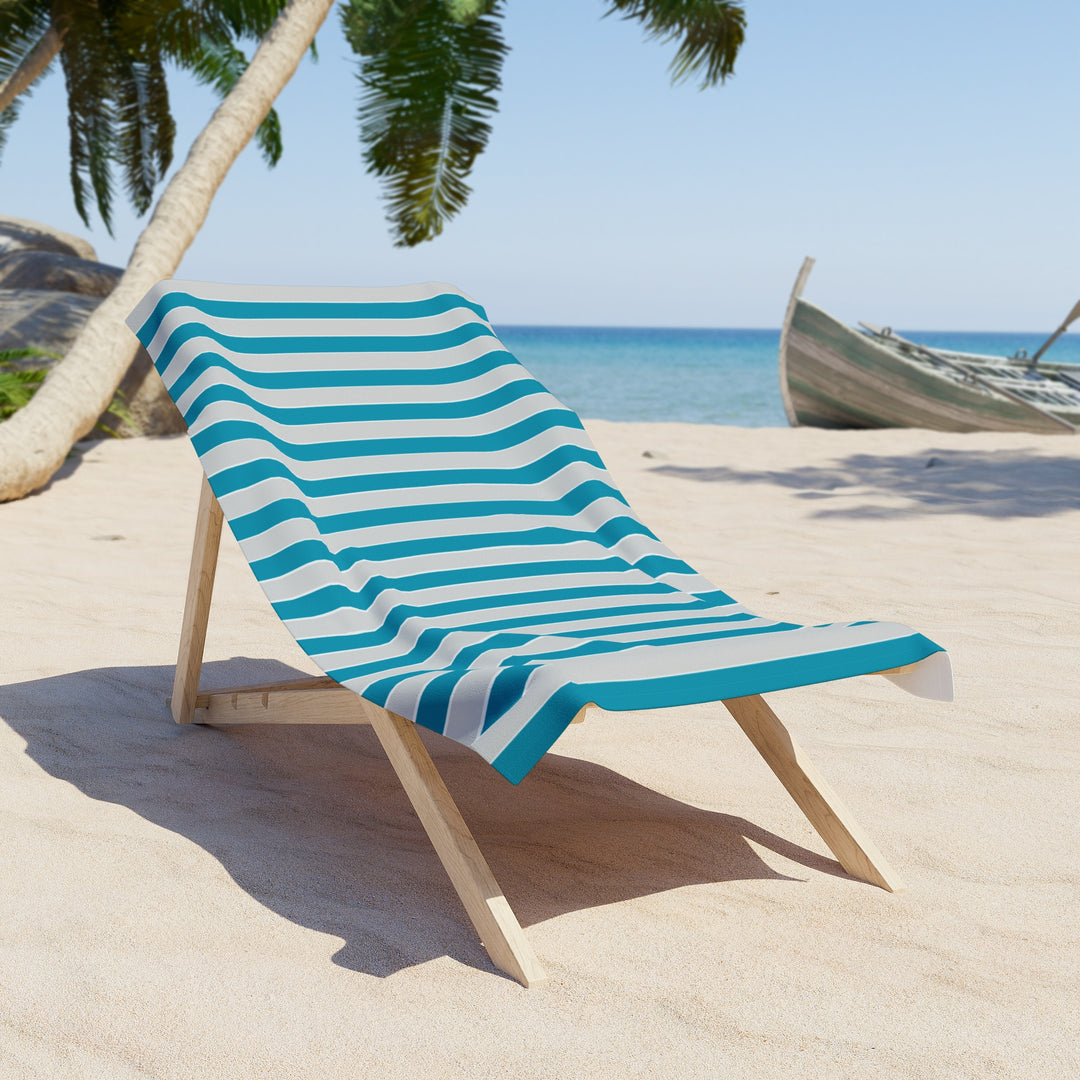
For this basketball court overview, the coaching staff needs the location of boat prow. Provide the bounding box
[778,261,1080,434]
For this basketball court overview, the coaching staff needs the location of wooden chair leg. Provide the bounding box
[366,707,548,987]
[172,474,224,724]
[722,694,905,892]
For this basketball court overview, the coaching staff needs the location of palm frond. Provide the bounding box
[0,100,19,159]
[0,353,133,432]
[182,37,284,167]
[343,0,508,246]
[0,365,46,420]
[445,0,499,23]
[122,0,229,65]
[119,0,285,168]
[113,53,175,215]
[2,0,293,226]
[605,0,746,88]
[0,1,52,77]
[0,3,53,163]
[342,0,428,55]
[58,0,118,232]
[204,0,290,41]
[0,350,56,421]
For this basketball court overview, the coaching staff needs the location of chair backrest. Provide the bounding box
[128,279,722,584]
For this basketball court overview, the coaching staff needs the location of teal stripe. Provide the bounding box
[167,348,523,404]
[208,444,606,500]
[434,614,774,671]
[299,596,732,656]
[506,619,803,663]
[191,409,584,463]
[135,289,489,349]
[228,478,632,540]
[184,373,548,429]
[251,521,660,579]
[491,635,945,784]
[273,579,689,624]
[692,588,736,605]
[154,320,498,373]
[254,542,690,590]
[321,569,705,683]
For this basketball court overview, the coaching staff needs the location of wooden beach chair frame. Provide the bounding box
[169,473,907,987]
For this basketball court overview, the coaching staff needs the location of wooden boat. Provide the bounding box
[779,258,1080,434]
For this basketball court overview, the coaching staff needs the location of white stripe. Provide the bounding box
[173,356,536,420]
[285,588,734,643]
[188,391,570,448]
[228,484,640,551]
[198,425,597,486]
[216,458,615,523]
[470,621,922,761]
[158,319,506,384]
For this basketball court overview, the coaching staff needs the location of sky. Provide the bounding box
[3,0,1078,330]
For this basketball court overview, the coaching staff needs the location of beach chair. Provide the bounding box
[126,281,952,987]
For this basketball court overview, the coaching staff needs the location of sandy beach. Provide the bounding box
[2,422,1077,1079]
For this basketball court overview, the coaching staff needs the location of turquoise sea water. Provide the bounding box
[495,325,1080,427]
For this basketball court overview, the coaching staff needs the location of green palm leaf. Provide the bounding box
[134,0,287,166]
[112,54,176,216]
[58,0,119,232]
[605,0,746,88]
[179,35,284,166]
[1,0,291,229]
[0,2,54,162]
[343,0,508,247]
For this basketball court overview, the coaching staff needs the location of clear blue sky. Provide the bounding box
[3,1,1078,329]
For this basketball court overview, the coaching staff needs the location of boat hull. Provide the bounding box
[783,299,1076,434]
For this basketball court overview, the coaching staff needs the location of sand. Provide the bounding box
[1,423,1077,1079]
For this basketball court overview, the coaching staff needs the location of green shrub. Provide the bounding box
[0,347,134,434]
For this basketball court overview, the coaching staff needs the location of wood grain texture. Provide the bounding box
[367,707,548,987]
[171,475,224,724]
[722,694,905,893]
[174,686,373,725]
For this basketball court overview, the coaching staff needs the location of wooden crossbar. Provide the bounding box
[171,473,905,985]
[168,678,587,728]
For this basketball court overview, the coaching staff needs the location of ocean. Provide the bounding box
[494,325,1080,427]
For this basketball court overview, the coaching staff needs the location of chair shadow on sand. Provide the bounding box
[0,657,850,980]
[652,447,1080,520]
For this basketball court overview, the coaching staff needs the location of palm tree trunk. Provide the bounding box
[0,25,63,114]
[0,0,336,501]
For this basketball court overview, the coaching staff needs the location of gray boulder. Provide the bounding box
[0,288,100,358]
[0,215,97,261]
[0,288,185,439]
[0,249,123,297]
[95,346,188,439]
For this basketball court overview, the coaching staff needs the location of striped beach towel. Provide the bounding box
[127,281,951,784]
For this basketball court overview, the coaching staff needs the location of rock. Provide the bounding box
[0,288,101,358]
[0,217,186,438]
[0,215,97,261]
[0,249,123,297]
[94,346,187,439]
[0,289,185,439]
